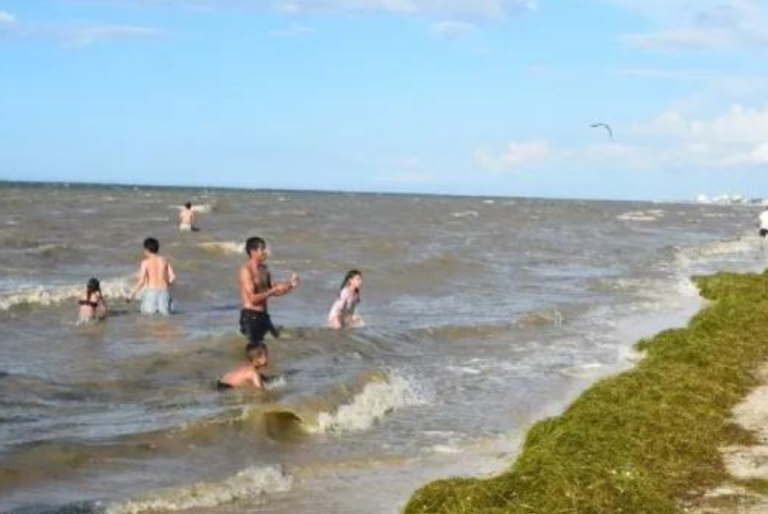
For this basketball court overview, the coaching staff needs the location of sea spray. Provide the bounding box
[105,466,292,514]
[312,371,429,434]
[0,276,133,311]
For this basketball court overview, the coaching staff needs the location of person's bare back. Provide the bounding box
[128,237,176,315]
[142,254,175,290]
[217,344,268,390]
[179,202,196,231]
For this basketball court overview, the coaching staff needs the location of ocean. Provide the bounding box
[0,182,763,514]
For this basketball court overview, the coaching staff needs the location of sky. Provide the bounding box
[0,0,767,200]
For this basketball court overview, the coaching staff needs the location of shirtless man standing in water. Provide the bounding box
[127,237,176,315]
[239,237,299,355]
[179,202,197,232]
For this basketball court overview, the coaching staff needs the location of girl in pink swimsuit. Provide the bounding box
[328,270,363,330]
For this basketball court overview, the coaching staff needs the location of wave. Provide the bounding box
[515,308,564,328]
[616,210,664,222]
[197,241,245,255]
[313,372,426,434]
[450,211,479,219]
[674,233,758,268]
[171,203,215,214]
[245,370,427,437]
[105,466,291,514]
[0,276,133,311]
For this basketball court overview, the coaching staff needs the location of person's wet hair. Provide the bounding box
[245,342,268,362]
[144,237,160,254]
[340,270,362,292]
[86,278,101,295]
[245,237,267,256]
[184,202,192,210]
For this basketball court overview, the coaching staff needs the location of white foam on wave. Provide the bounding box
[451,211,479,219]
[171,203,215,213]
[0,276,133,311]
[105,465,292,514]
[616,210,663,222]
[197,241,245,255]
[675,234,757,267]
[311,372,429,435]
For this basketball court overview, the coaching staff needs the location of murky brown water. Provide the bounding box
[0,183,762,514]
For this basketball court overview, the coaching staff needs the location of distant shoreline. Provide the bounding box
[404,270,768,514]
[0,179,720,205]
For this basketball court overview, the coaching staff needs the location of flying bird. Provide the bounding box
[590,123,614,141]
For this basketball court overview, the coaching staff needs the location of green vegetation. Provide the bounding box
[405,271,768,514]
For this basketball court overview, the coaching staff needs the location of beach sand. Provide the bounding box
[692,364,768,514]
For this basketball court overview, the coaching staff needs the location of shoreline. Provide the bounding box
[404,269,768,514]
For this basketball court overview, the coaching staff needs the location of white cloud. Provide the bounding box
[476,104,768,175]
[617,0,768,51]
[430,20,475,39]
[594,104,768,170]
[169,0,537,19]
[0,10,16,25]
[475,140,550,172]
[60,25,166,46]
[624,27,733,51]
[0,12,165,46]
[269,23,315,37]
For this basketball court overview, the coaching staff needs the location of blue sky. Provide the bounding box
[0,0,767,200]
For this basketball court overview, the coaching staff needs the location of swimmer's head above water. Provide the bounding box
[143,237,160,254]
[87,277,101,295]
[245,237,269,259]
[184,201,192,210]
[246,342,268,368]
[340,270,363,292]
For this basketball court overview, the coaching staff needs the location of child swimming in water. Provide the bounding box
[77,278,108,324]
[217,343,269,390]
[328,270,363,329]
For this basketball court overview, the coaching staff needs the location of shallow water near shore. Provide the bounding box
[0,183,764,514]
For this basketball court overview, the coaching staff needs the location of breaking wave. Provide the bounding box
[616,210,664,222]
[247,370,428,438]
[105,465,291,514]
[0,276,133,311]
[197,241,245,255]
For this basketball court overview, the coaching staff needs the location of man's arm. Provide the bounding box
[270,273,300,297]
[251,372,264,389]
[167,260,176,285]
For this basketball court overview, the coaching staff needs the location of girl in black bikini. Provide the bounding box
[77,278,108,324]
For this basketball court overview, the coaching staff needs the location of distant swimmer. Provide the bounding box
[127,237,176,315]
[217,343,269,390]
[239,237,299,358]
[179,202,198,232]
[77,277,108,324]
[328,270,364,330]
[590,122,614,141]
[758,208,768,253]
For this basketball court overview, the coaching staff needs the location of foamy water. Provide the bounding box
[0,184,763,514]
[313,372,428,434]
[106,466,292,514]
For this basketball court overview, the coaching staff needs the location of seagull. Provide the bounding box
[590,122,614,141]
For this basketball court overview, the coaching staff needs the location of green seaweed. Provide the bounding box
[405,270,768,514]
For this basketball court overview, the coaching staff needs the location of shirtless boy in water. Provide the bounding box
[179,202,197,232]
[217,343,269,390]
[127,237,176,315]
[238,237,299,360]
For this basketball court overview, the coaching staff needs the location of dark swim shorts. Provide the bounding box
[760,229,768,238]
[239,309,278,344]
